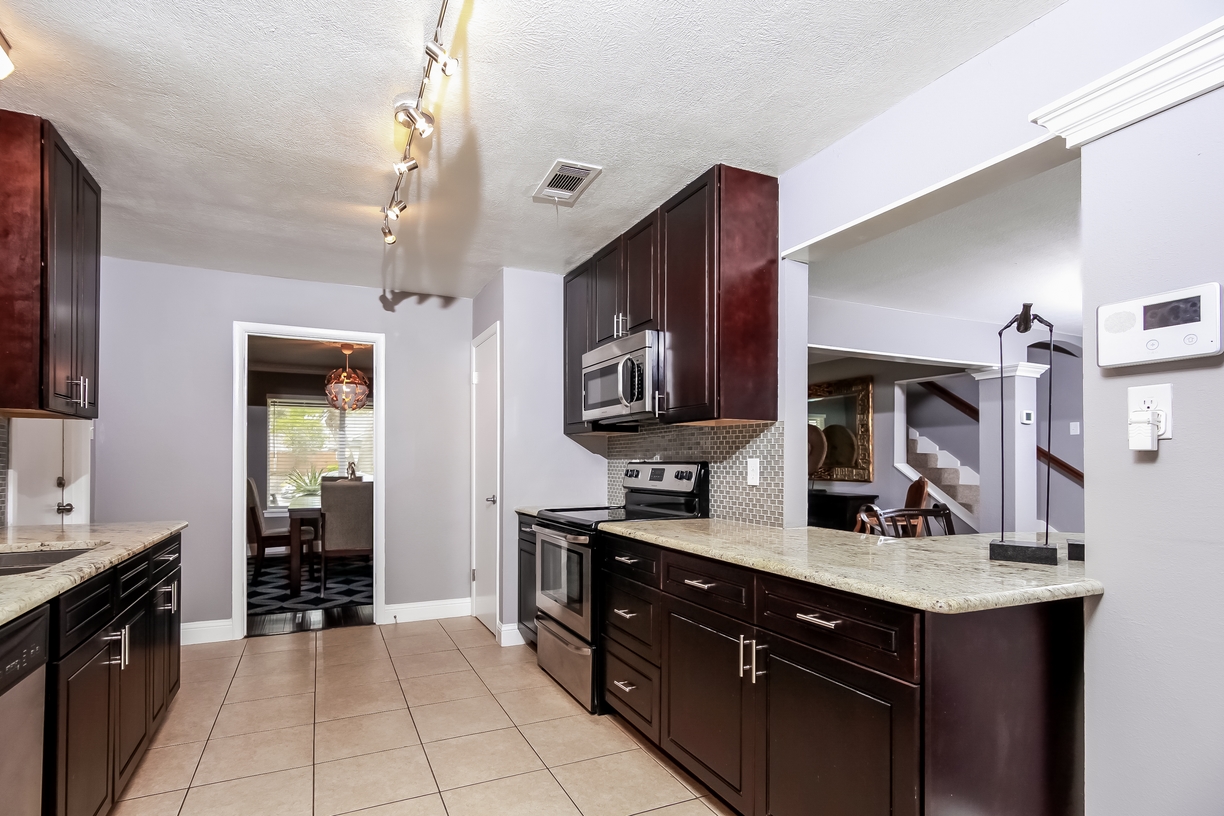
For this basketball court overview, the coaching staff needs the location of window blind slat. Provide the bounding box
[267,397,374,506]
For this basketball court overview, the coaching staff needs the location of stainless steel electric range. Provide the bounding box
[532,461,710,711]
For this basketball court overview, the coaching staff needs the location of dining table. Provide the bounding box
[286,497,322,598]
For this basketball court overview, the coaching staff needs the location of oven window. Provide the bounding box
[583,363,622,411]
[539,539,586,615]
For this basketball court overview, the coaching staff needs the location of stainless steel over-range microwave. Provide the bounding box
[580,330,659,424]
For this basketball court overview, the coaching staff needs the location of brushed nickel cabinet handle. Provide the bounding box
[613,680,637,693]
[738,635,745,678]
[613,608,637,620]
[796,612,841,630]
[683,578,716,590]
[614,556,639,565]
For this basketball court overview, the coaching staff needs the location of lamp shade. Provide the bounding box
[325,344,371,410]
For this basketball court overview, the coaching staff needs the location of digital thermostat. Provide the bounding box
[1097,282,1221,367]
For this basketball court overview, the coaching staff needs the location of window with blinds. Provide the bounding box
[266,397,374,507]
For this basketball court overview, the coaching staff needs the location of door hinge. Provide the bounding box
[472,372,479,384]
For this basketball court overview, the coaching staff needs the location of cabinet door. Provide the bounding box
[42,122,79,415]
[54,630,117,816]
[149,576,171,727]
[755,632,920,816]
[168,571,181,699]
[517,544,537,640]
[660,594,755,813]
[658,168,717,423]
[591,238,623,347]
[113,599,151,795]
[73,163,101,418]
[563,263,594,433]
[623,210,658,335]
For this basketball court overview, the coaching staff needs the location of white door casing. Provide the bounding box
[471,324,501,636]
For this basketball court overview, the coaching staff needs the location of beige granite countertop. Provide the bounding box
[0,522,187,627]
[514,506,545,517]
[598,519,1101,614]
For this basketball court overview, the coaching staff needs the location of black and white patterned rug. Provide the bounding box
[247,556,373,614]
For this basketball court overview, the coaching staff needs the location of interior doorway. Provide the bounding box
[471,323,500,635]
[232,323,387,638]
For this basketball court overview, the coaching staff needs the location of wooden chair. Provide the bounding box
[854,476,932,536]
[246,478,316,583]
[319,479,374,597]
[856,502,957,537]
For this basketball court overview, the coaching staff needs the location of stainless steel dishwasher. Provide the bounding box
[0,605,51,816]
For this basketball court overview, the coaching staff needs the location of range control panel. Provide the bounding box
[622,462,705,493]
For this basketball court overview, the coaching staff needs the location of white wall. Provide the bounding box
[779,260,810,527]
[473,268,607,626]
[8,418,92,525]
[94,258,473,624]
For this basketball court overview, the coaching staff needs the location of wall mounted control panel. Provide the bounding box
[1097,282,1222,367]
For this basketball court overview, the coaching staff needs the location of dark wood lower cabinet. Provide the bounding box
[754,632,920,816]
[149,568,181,728]
[113,599,151,795]
[48,626,117,816]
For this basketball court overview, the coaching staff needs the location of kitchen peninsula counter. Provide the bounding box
[597,518,1101,613]
[0,521,187,626]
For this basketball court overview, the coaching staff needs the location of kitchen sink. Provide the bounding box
[0,549,92,576]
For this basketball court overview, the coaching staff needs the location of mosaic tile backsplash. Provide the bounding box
[607,421,785,527]
[0,418,7,524]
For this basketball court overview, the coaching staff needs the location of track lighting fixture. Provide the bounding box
[382,220,396,244]
[385,199,407,220]
[394,101,435,138]
[424,41,459,76]
[393,157,419,175]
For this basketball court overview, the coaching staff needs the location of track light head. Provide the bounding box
[424,41,459,76]
[393,157,419,175]
[384,199,407,221]
[394,101,434,137]
[382,220,396,244]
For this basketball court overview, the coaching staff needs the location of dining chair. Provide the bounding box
[246,477,317,583]
[854,476,931,535]
[319,479,374,597]
[856,502,957,537]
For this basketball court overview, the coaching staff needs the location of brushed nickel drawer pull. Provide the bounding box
[683,578,716,590]
[614,555,639,565]
[796,612,841,630]
[613,608,637,620]
[613,680,637,693]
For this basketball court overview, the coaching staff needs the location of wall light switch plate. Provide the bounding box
[1070,421,1081,435]
[1021,410,1035,425]
[747,458,760,486]
[1127,384,1173,439]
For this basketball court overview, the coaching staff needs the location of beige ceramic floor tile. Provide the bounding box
[342,793,448,815]
[120,741,205,799]
[209,692,315,738]
[315,679,406,721]
[392,650,469,680]
[422,727,544,790]
[318,625,386,647]
[495,684,585,725]
[697,797,737,816]
[148,694,223,748]
[313,708,420,763]
[191,724,314,785]
[170,679,231,709]
[109,789,187,816]
[472,661,554,694]
[316,640,390,667]
[438,616,486,633]
[379,619,444,639]
[551,749,692,816]
[441,769,580,816]
[243,632,315,654]
[179,656,240,685]
[316,657,398,690]
[460,643,536,668]
[519,713,637,767]
[399,670,490,706]
[313,745,438,816]
[235,649,316,678]
[182,640,245,663]
[179,766,313,816]
[223,668,314,703]
[639,801,716,815]
[384,632,457,658]
[446,627,496,649]
[409,695,514,743]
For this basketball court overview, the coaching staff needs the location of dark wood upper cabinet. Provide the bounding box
[623,209,659,335]
[0,111,101,418]
[592,239,623,347]
[563,262,595,434]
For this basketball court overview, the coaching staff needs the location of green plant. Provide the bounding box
[283,465,336,498]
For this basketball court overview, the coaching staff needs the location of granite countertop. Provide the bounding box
[598,518,1102,614]
[514,506,545,517]
[0,522,188,627]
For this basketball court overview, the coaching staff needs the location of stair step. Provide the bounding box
[908,453,938,469]
[945,484,980,504]
[907,439,919,456]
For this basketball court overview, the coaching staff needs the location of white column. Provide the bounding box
[972,363,1048,535]
[779,259,810,528]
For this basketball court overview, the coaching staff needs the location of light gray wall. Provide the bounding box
[906,374,980,471]
[1080,87,1224,812]
[1031,344,1085,532]
[94,258,473,623]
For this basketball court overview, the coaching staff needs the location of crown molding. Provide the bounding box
[1031,16,1224,147]
[970,363,1049,381]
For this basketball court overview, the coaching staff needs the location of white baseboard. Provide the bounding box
[181,619,239,645]
[381,597,472,625]
[497,622,526,647]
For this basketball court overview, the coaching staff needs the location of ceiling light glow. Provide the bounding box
[0,29,14,80]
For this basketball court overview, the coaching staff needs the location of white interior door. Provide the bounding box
[472,328,500,634]
[9,418,92,525]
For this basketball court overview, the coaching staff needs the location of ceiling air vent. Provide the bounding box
[533,160,602,207]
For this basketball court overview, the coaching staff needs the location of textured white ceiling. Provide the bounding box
[809,160,1082,330]
[0,0,1065,297]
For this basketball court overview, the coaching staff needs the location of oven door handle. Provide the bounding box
[532,525,590,545]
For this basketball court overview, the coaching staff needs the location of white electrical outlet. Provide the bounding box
[1127,384,1173,439]
[746,458,760,486]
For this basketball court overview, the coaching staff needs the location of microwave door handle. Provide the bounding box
[616,357,630,408]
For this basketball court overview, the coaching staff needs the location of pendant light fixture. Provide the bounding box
[379,0,458,244]
[325,344,371,410]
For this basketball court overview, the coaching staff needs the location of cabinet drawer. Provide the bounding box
[517,515,537,546]
[603,536,661,588]
[602,636,660,743]
[662,550,754,623]
[116,554,151,609]
[601,571,661,665]
[150,536,181,581]
[52,568,114,659]
[756,574,920,683]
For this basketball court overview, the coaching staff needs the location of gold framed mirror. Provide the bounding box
[808,376,873,482]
